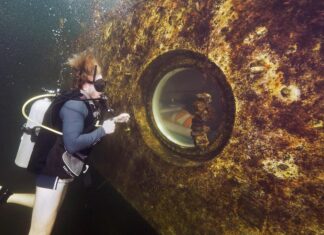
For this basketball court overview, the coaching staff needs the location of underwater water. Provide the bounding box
[0,0,156,234]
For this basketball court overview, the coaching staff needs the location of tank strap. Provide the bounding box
[21,124,41,143]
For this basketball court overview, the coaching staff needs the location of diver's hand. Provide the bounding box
[113,113,130,123]
[102,119,116,134]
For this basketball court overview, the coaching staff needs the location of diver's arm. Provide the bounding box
[59,100,106,154]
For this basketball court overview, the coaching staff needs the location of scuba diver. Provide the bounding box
[0,48,130,235]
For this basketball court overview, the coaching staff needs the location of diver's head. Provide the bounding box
[80,64,105,99]
[67,48,107,99]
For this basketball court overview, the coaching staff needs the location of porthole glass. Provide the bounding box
[152,67,225,148]
[142,50,235,161]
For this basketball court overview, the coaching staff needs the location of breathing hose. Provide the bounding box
[21,93,63,135]
[22,91,108,136]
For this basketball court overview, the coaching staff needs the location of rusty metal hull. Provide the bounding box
[88,0,323,234]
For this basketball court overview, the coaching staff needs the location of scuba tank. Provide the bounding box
[15,97,52,168]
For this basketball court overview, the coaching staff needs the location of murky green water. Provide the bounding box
[0,0,155,234]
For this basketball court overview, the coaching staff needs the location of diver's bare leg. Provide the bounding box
[1,185,34,208]
[7,193,35,208]
[28,182,69,235]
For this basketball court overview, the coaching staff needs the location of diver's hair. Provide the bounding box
[67,48,102,89]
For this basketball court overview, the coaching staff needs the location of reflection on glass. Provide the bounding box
[152,67,224,148]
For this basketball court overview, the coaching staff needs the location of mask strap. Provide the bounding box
[93,65,97,82]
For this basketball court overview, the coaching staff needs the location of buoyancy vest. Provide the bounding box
[27,89,98,179]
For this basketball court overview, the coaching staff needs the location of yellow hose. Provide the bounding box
[22,94,63,135]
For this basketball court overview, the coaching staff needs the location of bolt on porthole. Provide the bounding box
[142,50,235,161]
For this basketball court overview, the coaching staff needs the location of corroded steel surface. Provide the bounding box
[89,0,323,234]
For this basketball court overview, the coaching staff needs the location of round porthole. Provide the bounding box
[141,50,235,161]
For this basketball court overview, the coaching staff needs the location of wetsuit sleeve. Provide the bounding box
[59,100,106,154]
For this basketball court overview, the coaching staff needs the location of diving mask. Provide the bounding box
[88,65,107,92]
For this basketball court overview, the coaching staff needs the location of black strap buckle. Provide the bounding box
[21,124,41,143]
